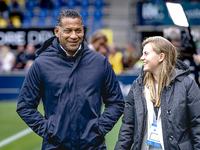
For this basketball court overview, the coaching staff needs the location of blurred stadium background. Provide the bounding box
[1,0,200,149]
[1,0,199,51]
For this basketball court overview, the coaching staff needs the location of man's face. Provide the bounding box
[55,17,84,56]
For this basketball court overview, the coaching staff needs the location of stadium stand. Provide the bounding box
[17,0,107,30]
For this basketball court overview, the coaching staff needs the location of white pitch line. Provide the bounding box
[0,128,32,148]
[0,88,21,94]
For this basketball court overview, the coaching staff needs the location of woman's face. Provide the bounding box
[140,43,163,75]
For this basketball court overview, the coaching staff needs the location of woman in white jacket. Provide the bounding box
[0,45,15,71]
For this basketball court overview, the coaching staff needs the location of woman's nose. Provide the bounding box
[140,55,144,60]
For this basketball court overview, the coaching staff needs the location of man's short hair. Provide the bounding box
[57,9,83,27]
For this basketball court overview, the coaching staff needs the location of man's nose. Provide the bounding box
[70,31,77,38]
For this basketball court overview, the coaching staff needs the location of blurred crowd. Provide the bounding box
[163,27,200,86]
[139,0,200,2]
[1,0,199,28]
[1,0,200,87]
[0,29,143,75]
[87,30,143,75]
[0,0,24,28]
[0,0,143,75]
[0,0,107,28]
[2,27,200,87]
[0,43,36,72]
[1,27,200,87]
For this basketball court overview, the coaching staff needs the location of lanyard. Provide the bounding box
[153,103,159,120]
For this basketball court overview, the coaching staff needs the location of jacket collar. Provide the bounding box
[59,43,82,57]
[36,36,88,59]
[169,59,190,83]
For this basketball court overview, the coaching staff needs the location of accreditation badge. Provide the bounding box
[146,123,161,147]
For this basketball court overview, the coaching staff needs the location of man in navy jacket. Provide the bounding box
[16,9,124,150]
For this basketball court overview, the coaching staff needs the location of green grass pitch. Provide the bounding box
[0,101,122,150]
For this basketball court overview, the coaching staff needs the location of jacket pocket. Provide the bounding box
[178,139,194,150]
[45,116,60,146]
[90,122,104,146]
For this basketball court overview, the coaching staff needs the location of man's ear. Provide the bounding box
[82,25,84,33]
[159,53,165,63]
[54,26,59,38]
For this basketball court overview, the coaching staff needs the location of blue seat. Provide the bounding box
[50,18,57,26]
[80,8,89,19]
[66,0,76,9]
[38,9,49,18]
[80,8,90,26]
[22,18,32,27]
[25,1,37,10]
[30,17,39,27]
[51,8,61,18]
[37,19,46,26]
[80,0,90,8]
[60,0,67,5]
[23,9,34,20]
[44,17,55,27]
[92,18,103,29]
[94,0,105,9]
[93,9,103,20]
[51,0,62,9]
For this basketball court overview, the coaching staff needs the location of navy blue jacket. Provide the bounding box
[17,37,124,150]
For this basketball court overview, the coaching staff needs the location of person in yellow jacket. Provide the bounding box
[108,43,124,75]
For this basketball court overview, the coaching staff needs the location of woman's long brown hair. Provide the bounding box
[142,36,178,107]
